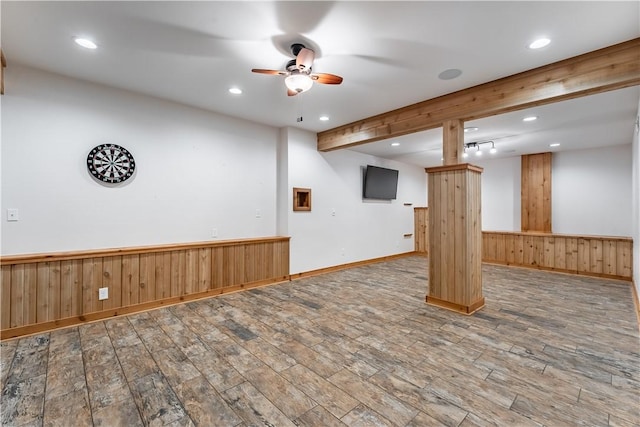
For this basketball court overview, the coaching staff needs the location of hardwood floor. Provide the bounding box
[1,256,638,426]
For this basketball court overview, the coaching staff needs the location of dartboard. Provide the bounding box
[87,144,136,184]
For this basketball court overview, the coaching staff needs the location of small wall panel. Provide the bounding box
[483,231,632,281]
[1,237,290,339]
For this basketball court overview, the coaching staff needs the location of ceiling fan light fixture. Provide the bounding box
[285,73,313,93]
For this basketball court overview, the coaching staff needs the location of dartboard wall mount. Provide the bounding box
[87,144,136,185]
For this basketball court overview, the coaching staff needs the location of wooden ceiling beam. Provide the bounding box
[317,38,640,152]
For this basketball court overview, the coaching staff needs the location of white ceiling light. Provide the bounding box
[319,115,329,121]
[74,37,97,49]
[523,116,538,122]
[550,143,560,147]
[285,73,313,93]
[464,127,479,133]
[228,87,242,95]
[475,145,482,156]
[391,142,400,146]
[529,38,551,49]
[489,142,497,154]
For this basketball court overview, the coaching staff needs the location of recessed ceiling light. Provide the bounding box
[464,127,479,133]
[523,116,538,122]
[228,87,242,95]
[319,115,329,121]
[391,142,400,146]
[529,38,551,49]
[550,143,560,147]
[438,69,462,80]
[74,37,97,49]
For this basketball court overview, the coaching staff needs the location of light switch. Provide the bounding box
[7,209,19,222]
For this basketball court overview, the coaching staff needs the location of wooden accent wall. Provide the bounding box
[521,152,552,233]
[0,237,290,339]
[414,207,429,254]
[483,232,633,280]
[426,164,484,314]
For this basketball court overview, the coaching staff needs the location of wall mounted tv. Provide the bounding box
[363,165,399,200]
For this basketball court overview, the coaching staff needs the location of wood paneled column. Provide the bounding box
[426,164,484,314]
[442,119,464,165]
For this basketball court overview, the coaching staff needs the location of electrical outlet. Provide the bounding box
[212,228,218,238]
[98,287,108,300]
[7,209,19,222]
[255,209,261,218]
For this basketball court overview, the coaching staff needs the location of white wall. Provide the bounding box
[284,127,427,274]
[553,144,632,236]
[474,156,521,231]
[632,100,640,295]
[469,146,633,236]
[1,65,428,276]
[1,65,278,254]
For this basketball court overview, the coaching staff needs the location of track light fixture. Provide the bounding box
[464,140,497,156]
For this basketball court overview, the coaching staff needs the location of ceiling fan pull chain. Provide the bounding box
[296,94,304,122]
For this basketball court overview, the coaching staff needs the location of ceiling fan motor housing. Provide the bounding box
[290,43,306,56]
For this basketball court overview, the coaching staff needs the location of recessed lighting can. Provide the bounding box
[319,115,329,121]
[464,127,479,133]
[438,69,462,80]
[228,87,242,95]
[549,143,560,147]
[74,37,97,49]
[523,116,538,122]
[529,38,551,49]
[391,142,400,146]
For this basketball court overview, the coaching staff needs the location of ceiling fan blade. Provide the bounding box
[252,68,287,76]
[311,73,343,85]
[287,88,299,96]
[296,48,315,71]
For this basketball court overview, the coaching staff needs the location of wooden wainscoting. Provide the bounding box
[0,237,290,339]
[414,224,633,281]
[483,231,632,280]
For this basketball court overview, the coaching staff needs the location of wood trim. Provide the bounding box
[318,38,640,151]
[484,230,633,242]
[289,252,417,281]
[425,295,485,315]
[425,163,484,174]
[1,236,290,265]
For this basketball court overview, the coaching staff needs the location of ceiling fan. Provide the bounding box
[252,43,343,96]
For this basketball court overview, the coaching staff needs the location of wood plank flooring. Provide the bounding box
[1,256,638,426]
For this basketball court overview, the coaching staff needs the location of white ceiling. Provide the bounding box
[2,1,639,167]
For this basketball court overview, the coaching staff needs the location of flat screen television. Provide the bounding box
[363,165,399,200]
